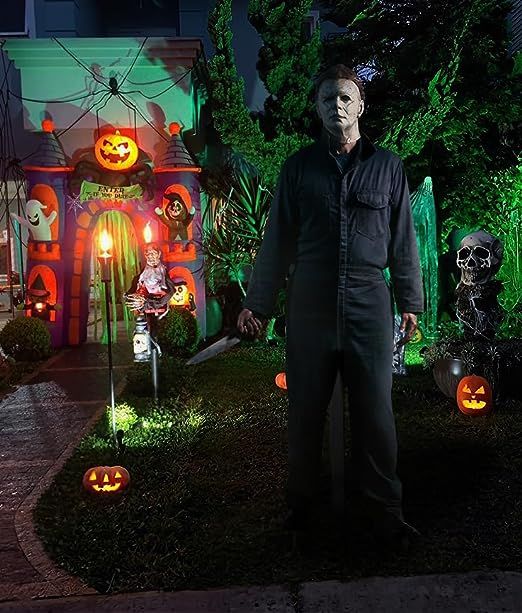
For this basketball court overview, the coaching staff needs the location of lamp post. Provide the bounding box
[98,229,117,447]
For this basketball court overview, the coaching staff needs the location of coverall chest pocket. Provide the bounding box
[354,190,390,239]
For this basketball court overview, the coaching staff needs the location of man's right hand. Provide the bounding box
[237,308,265,339]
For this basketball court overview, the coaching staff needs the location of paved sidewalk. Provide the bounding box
[0,571,521,612]
[0,340,133,602]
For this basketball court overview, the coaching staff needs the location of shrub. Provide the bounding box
[0,317,52,362]
[157,308,200,357]
[105,402,139,433]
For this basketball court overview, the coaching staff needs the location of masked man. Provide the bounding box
[237,65,424,549]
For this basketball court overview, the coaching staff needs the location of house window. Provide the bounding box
[0,0,27,36]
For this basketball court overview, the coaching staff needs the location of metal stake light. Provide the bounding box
[98,229,117,447]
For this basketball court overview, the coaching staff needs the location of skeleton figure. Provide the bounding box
[455,230,504,340]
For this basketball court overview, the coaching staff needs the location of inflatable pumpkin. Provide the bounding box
[95,130,138,170]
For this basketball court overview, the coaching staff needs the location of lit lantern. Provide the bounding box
[98,229,113,282]
[94,130,139,171]
[456,374,493,416]
[99,228,113,258]
[275,372,287,390]
[82,465,130,494]
[143,220,153,245]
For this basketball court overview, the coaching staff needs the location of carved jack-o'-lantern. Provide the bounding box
[275,372,287,390]
[82,466,130,494]
[456,375,493,416]
[95,131,138,171]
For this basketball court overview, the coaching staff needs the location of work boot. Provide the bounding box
[371,517,421,553]
[353,496,421,552]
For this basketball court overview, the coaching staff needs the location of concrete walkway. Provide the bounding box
[0,339,133,602]
[0,571,521,612]
[0,336,521,611]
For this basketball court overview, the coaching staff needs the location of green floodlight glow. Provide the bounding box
[411,177,439,341]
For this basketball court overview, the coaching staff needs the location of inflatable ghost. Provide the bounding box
[11,199,57,241]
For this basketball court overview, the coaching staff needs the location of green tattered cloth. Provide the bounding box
[383,176,438,341]
[80,181,143,202]
[411,176,438,340]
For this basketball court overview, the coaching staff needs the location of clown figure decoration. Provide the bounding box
[155,191,196,241]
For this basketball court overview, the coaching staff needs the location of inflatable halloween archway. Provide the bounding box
[21,121,205,347]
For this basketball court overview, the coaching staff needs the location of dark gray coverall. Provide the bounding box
[243,129,424,515]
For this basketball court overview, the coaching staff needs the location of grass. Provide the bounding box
[34,340,522,594]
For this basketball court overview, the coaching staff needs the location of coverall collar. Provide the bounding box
[318,127,376,162]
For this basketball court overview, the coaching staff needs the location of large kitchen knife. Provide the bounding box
[185,328,242,365]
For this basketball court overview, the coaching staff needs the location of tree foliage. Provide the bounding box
[205,0,521,312]
[207,0,320,187]
[319,0,521,231]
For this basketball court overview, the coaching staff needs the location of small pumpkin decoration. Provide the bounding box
[275,372,287,390]
[95,130,139,171]
[82,465,130,494]
[456,374,493,416]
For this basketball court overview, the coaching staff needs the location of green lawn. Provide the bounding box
[34,340,522,593]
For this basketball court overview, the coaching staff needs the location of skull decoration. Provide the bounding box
[455,230,504,340]
[170,277,196,311]
[456,230,503,286]
[133,315,151,362]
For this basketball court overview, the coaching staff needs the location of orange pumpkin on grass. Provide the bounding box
[456,375,493,416]
[82,466,130,494]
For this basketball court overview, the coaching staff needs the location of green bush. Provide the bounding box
[0,317,52,362]
[157,308,200,357]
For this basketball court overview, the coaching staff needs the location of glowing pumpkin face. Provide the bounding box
[456,375,493,416]
[82,465,130,494]
[95,131,138,170]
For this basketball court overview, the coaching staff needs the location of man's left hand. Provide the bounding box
[398,312,418,346]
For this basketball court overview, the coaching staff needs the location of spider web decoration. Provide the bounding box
[66,193,84,218]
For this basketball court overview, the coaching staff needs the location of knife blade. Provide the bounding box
[185,328,242,365]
